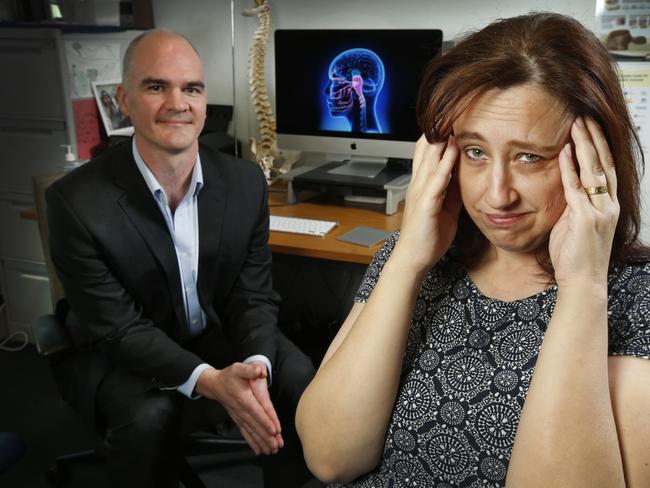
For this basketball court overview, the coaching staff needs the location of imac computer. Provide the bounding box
[274,29,443,213]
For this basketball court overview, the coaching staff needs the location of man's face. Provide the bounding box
[117,33,207,158]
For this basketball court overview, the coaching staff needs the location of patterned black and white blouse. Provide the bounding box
[335,232,650,488]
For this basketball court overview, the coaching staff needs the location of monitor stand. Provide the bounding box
[326,160,385,178]
[281,159,410,215]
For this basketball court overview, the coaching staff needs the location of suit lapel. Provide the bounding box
[197,149,227,296]
[110,143,187,333]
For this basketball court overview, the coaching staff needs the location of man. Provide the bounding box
[46,30,314,488]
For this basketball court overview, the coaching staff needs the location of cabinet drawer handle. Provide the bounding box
[19,273,49,282]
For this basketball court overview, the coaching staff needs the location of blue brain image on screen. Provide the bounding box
[322,48,386,133]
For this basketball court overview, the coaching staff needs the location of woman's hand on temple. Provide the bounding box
[393,134,461,275]
[549,117,619,287]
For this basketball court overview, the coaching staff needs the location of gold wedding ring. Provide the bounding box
[583,185,609,195]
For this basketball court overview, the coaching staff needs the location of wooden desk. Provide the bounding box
[268,189,402,264]
[21,187,404,265]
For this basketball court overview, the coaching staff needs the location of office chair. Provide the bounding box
[0,432,26,475]
[31,173,252,487]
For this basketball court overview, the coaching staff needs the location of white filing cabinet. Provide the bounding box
[0,193,47,262]
[0,27,139,340]
[1,260,50,341]
[0,28,68,339]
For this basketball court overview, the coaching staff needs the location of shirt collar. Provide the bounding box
[132,138,204,200]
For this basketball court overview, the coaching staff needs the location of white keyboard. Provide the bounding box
[269,215,337,237]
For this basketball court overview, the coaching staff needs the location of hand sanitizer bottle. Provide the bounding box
[61,145,84,172]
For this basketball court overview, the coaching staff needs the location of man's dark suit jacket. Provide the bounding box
[46,140,280,428]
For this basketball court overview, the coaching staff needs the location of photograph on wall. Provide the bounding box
[596,0,650,58]
[91,80,134,137]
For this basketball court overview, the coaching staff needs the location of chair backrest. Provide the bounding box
[32,172,66,308]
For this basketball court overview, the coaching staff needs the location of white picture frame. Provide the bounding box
[91,80,134,137]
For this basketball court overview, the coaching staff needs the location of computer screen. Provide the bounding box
[274,29,443,161]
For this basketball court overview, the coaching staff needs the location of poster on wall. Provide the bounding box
[618,61,650,153]
[72,99,103,160]
[65,40,122,99]
[618,61,650,242]
[596,0,650,58]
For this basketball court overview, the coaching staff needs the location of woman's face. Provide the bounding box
[453,84,573,256]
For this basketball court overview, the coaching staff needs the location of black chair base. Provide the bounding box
[180,457,206,488]
[45,449,103,486]
[43,435,254,487]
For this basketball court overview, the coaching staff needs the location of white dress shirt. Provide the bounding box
[132,140,271,398]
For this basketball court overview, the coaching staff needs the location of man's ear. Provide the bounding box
[116,84,129,117]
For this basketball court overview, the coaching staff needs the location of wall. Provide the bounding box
[152,0,650,242]
[152,0,234,105]
[153,0,598,146]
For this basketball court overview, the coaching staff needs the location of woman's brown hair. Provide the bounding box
[416,12,649,268]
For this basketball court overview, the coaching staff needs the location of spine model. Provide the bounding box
[242,0,277,181]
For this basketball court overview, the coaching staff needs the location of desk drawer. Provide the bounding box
[0,195,45,262]
[1,259,52,342]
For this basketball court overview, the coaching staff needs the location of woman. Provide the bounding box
[295,12,650,488]
[100,90,130,130]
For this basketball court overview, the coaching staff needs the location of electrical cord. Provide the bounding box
[0,303,30,352]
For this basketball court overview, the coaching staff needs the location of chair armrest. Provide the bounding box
[32,314,73,357]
